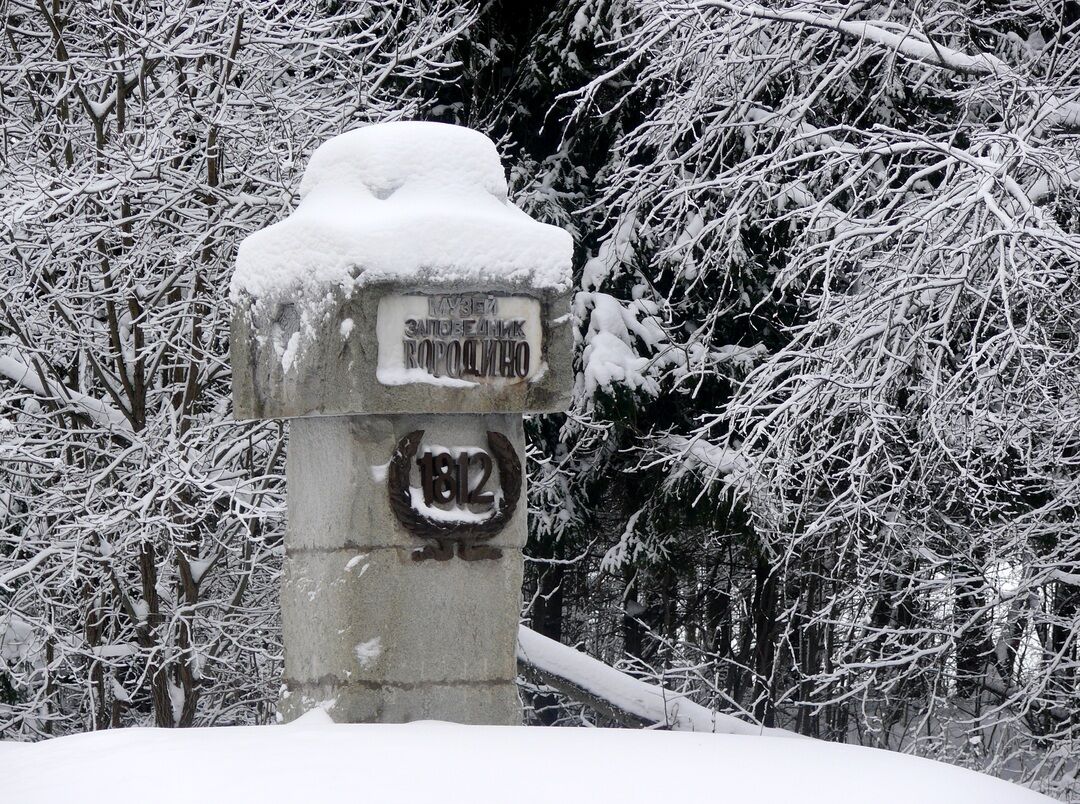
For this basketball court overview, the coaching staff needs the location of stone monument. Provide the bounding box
[229,122,573,725]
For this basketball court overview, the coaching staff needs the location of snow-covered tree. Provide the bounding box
[4,0,1080,796]
[475,0,1080,796]
[0,0,473,735]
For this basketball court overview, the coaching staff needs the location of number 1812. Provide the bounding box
[417,450,494,507]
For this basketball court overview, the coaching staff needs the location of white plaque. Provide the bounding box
[376,294,543,387]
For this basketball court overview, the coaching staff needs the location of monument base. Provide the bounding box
[279,679,521,726]
[278,413,525,726]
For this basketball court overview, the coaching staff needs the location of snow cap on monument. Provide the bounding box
[230,121,574,420]
[230,121,571,301]
[298,121,508,200]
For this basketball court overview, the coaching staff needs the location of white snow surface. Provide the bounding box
[376,365,477,388]
[0,709,1050,804]
[0,352,131,433]
[353,637,381,669]
[343,554,369,573]
[231,122,572,302]
[408,487,494,523]
[577,293,664,397]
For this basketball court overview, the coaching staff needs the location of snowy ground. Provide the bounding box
[0,709,1052,803]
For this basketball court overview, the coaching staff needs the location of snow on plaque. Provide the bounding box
[376,293,542,387]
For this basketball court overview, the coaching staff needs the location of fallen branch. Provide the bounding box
[516,625,795,737]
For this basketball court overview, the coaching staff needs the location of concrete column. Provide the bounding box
[278,414,525,724]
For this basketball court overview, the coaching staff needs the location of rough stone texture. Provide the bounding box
[280,549,522,687]
[278,413,525,725]
[279,679,520,726]
[231,279,572,419]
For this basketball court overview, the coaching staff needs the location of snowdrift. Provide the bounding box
[0,709,1051,803]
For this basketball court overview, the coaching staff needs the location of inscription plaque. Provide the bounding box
[377,294,543,386]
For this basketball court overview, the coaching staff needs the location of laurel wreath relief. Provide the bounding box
[388,429,521,561]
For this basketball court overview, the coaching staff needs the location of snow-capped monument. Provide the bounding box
[230,122,573,724]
